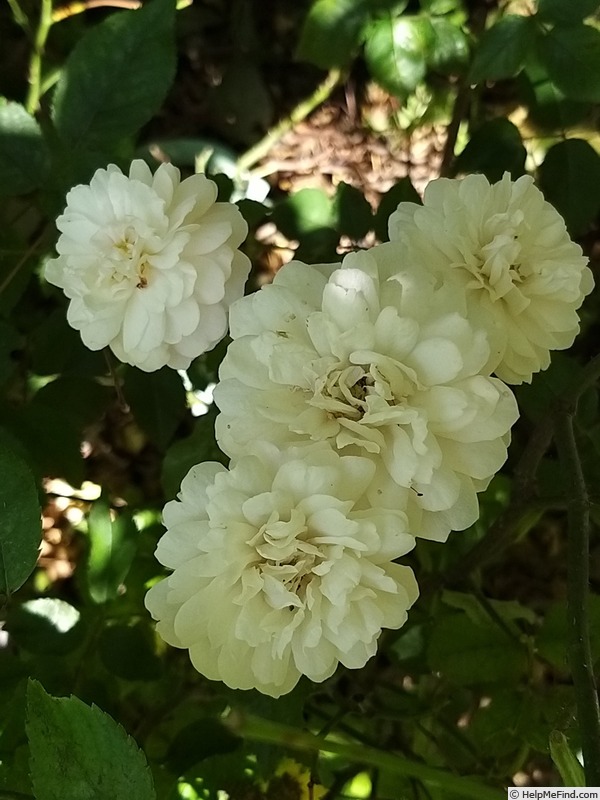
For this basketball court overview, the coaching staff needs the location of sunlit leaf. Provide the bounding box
[86,500,137,604]
[427,16,469,73]
[296,0,369,68]
[364,14,434,96]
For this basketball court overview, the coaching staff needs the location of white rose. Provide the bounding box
[45,160,250,371]
[145,442,418,698]
[388,172,593,384]
[215,249,519,542]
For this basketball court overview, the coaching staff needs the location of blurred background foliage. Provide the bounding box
[0,0,600,797]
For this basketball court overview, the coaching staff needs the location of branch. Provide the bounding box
[236,68,343,174]
[224,711,506,800]
[555,398,600,784]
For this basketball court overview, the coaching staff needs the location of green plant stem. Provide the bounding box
[555,406,600,785]
[236,68,343,174]
[439,82,470,177]
[225,711,505,800]
[7,0,30,30]
[25,0,54,115]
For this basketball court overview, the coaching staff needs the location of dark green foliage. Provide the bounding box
[26,680,156,800]
[469,15,535,83]
[1,0,600,796]
[0,102,49,197]
[0,438,41,596]
[52,0,176,151]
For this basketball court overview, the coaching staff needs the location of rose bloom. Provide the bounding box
[45,160,250,371]
[145,442,418,698]
[388,172,594,384]
[215,248,519,542]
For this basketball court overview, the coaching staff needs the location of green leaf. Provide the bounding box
[123,366,187,450]
[453,118,526,182]
[272,188,335,237]
[538,24,600,102]
[166,719,241,774]
[523,56,591,131]
[29,308,107,376]
[427,613,528,685]
[296,0,369,68]
[99,623,162,681]
[0,101,48,196]
[0,399,86,485]
[427,17,469,73]
[0,440,41,597]
[442,590,537,628]
[26,679,155,800]
[469,15,535,83]
[537,595,600,668]
[52,0,176,149]
[538,0,600,24]
[86,501,138,604]
[373,177,420,241]
[537,138,600,236]
[161,408,224,499]
[549,731,586,787]
[516,353,584,421]
[365,14,434,97]
[6,598,84,655]
[33,377,111,432]
[334,182,373,239]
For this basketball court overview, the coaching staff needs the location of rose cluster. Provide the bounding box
[47,165,592,697]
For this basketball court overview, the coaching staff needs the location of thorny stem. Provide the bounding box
[25,0,54,115]
[236,69,343,174]
[225,711,505,800]
[555,394,600,784]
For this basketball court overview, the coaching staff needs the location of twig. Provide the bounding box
[439,82,470,178]
[7,0,30,31]
[25,0,54,115]
[224,711,505,800]
[51,0,190,23]
[52,0,141,22]
[555,394,600,784]
[0,231,47,300]
[236,68,343,174]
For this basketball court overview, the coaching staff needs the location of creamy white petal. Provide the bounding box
[45,159,250,371]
